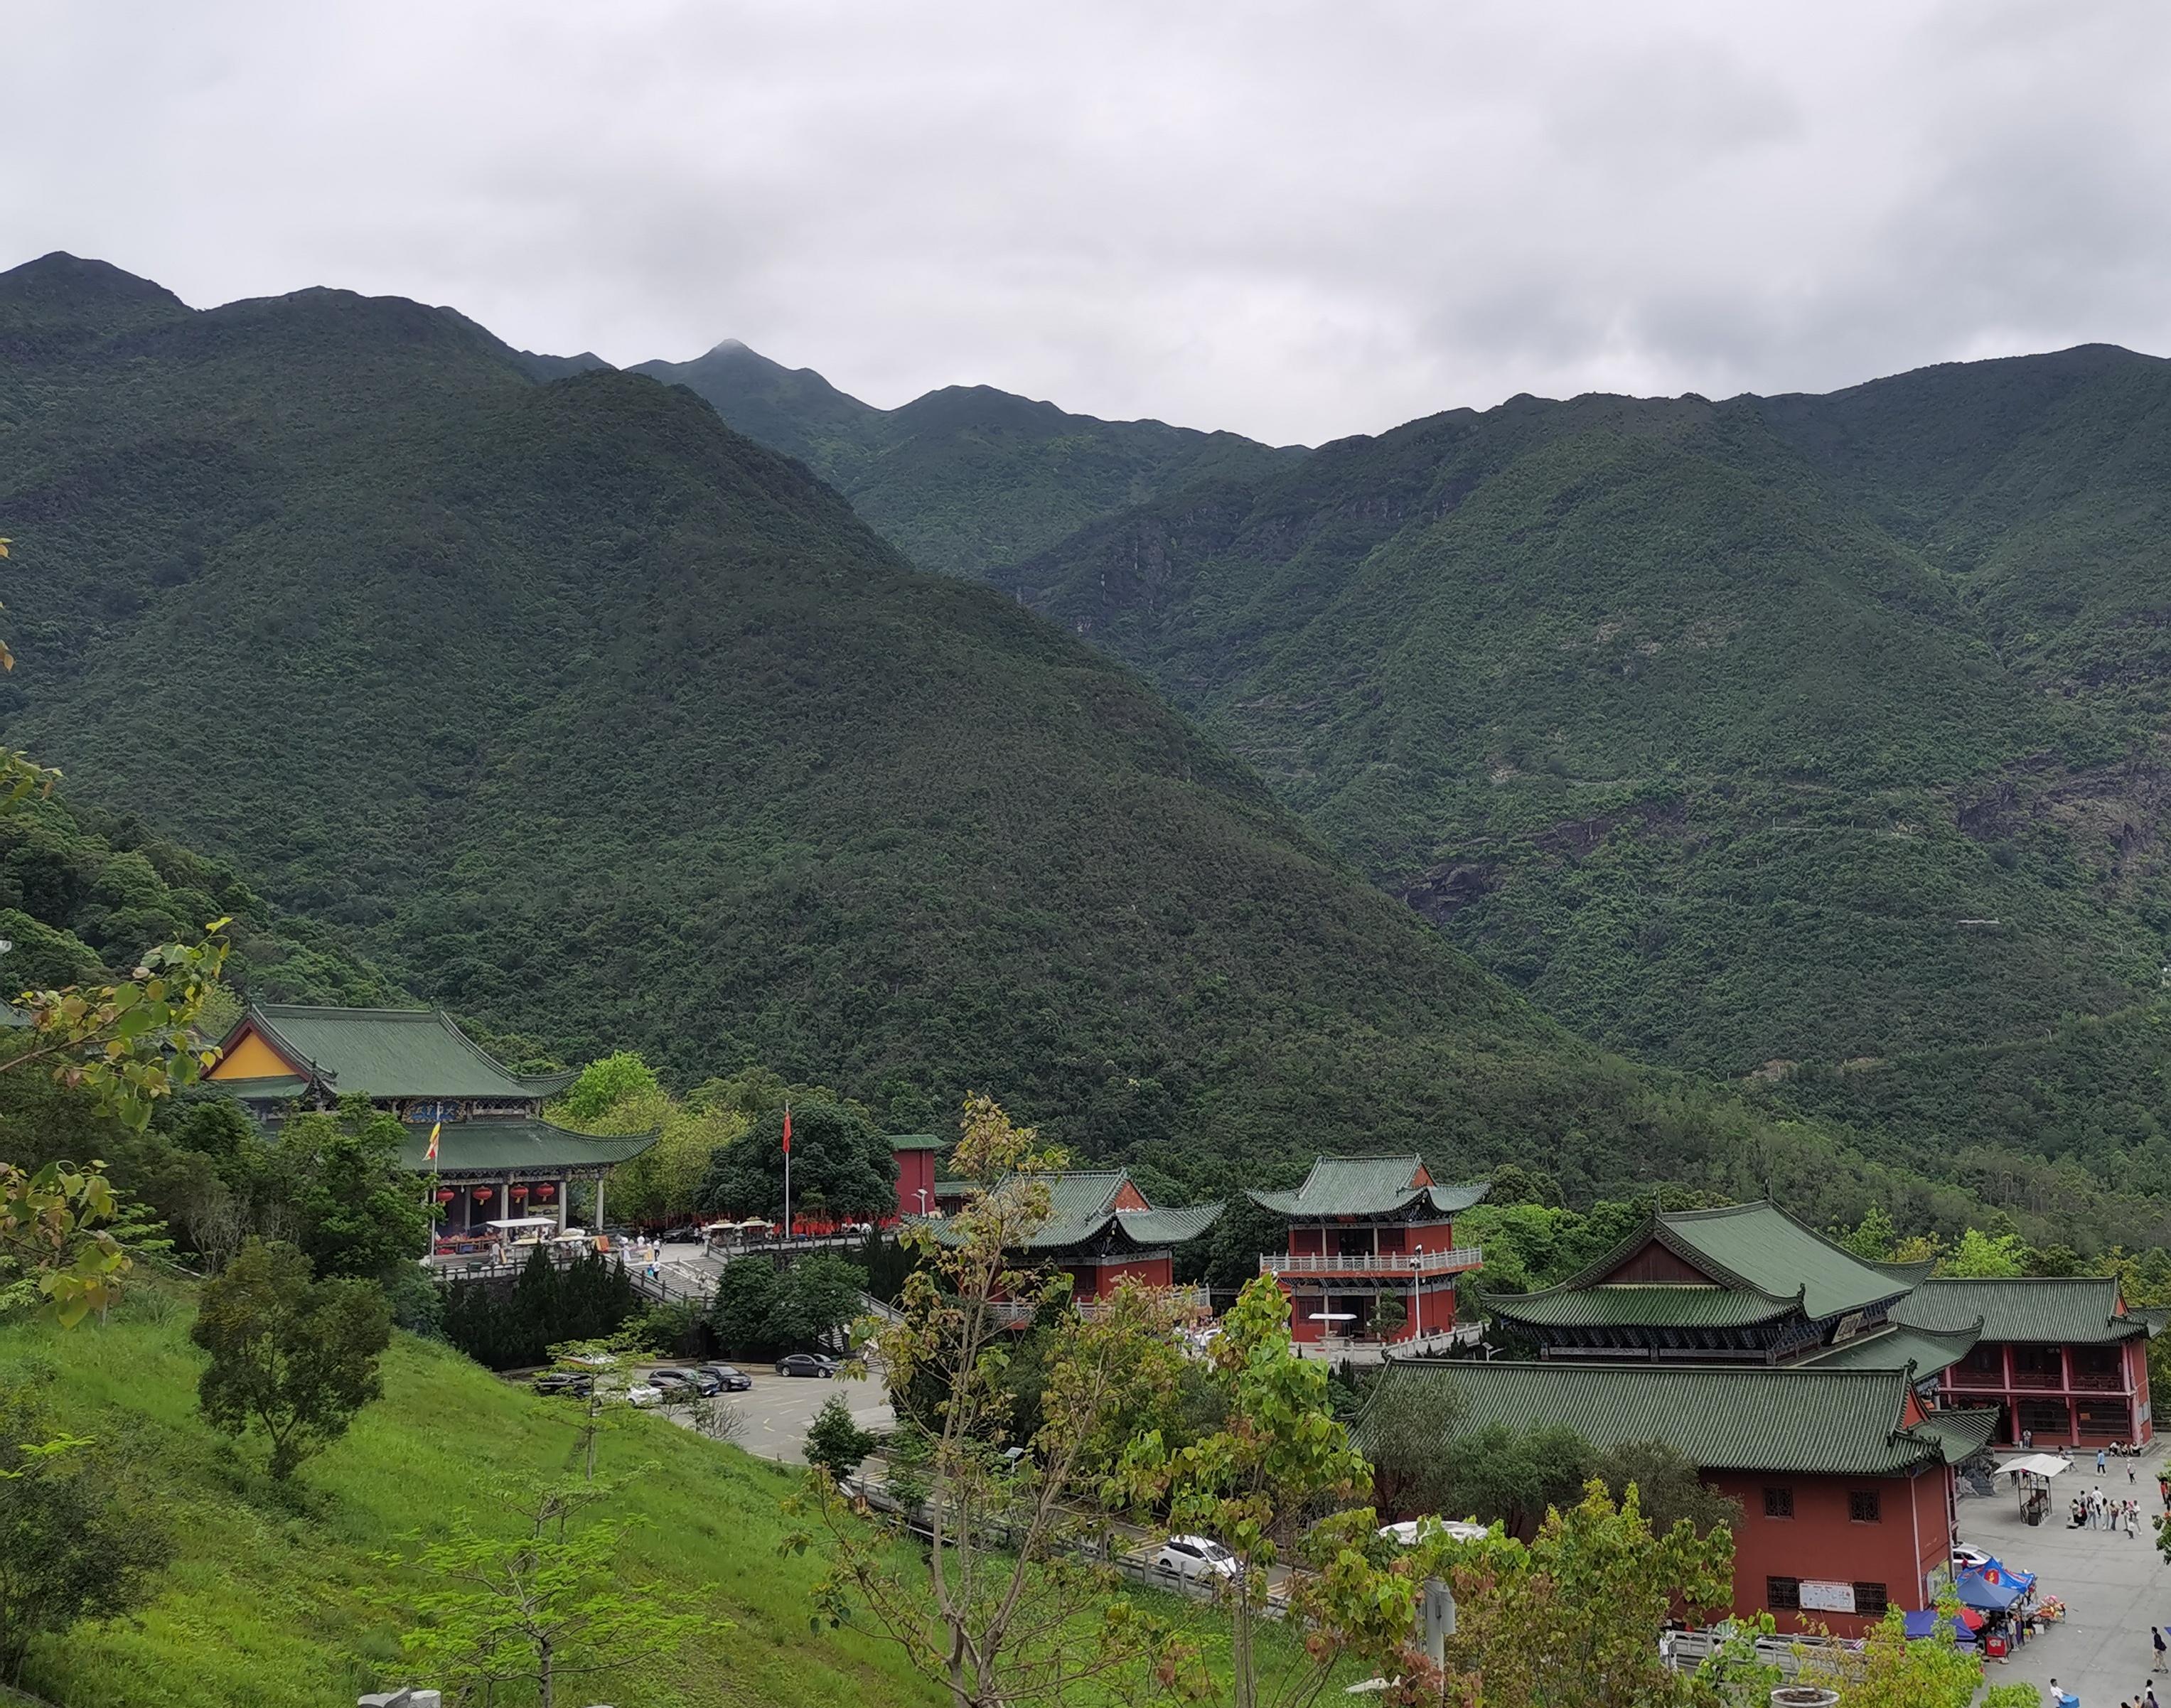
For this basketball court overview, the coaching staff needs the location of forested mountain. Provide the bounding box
[631,338,1295,579]
[992,355,2171,1154]
[0,253,1786,1213]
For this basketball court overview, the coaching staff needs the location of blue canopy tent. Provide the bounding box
[1904,1608,1984,1641]
[1976,1558,2037,1594]
[1954,1569,2024,1612]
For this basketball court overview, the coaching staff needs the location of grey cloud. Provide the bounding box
[7,1,2170,444]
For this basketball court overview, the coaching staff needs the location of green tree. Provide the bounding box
[781,1252,868,1351]
[1590,1439,1742,1537]
[0,1395,171,1685]
[556,1051,662,1123]
[804,1394,878,1483]
[1940,1228,2028,1278]
[1359,1365,1465,1517]
[698,1100,896,1225]
[1118,1274,1395,1708]
[274,1096,430,1284]
[708,1255,788,1358]
[1427,1481,1734,1707]
[395,1484,708,1708]
[793,1095,1193,1708]
[1429,1422,1594,1541]
[1794,1603,1984,1707]
[0,1161,130,1326]
[191,1237,392,1480]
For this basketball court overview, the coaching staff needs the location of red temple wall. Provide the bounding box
[1705,1468,1952,1639]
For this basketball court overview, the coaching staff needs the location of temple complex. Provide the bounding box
[1249,1156,1487,1356]
[208,1004,656,1240]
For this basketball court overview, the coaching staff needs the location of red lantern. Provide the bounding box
[473,1186,495,1205]
[511,1183,529,1200]
[532,1182,557,1203]
[435,1188,456,1203]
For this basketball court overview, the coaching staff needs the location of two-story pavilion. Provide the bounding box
[1004,1169,1222,1302]
[934,1169,1222,1316]
[1361,1360,1998,1640]
[207,1004,656,1239]
[1248,1156,1488,1357]
[1896,1277,2153,1446]
[1483,1202,1933,1365]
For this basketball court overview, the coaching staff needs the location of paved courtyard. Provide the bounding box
[643,1362,894,1463]
[1957,1449,2171,1704]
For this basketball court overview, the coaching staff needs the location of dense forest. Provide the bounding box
[633,338,1296,579]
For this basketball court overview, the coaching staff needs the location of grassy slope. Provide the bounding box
[0,1297,947,1708]
[3,1296,1319,1708]
[633,343,1295,579]
[991,359,2171,1199]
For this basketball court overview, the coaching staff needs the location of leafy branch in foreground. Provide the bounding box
[789,1093,1195,1708]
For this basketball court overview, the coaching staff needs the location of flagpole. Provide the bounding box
[783,1102,792,1246]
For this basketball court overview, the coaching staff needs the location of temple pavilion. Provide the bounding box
[207,1004,656,1239]
[938,1169,1222,1311]
[1248,1156,1489,1356]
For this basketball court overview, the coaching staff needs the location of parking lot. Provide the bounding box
[640,1360,895,1464]
[1958,1447,2170,1704]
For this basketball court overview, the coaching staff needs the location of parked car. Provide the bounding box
[1952,1545,1993,1573]
[696,1364,754,1392]
[530,1371,594,1398]
[650,1367,722,1397]
[1380,1518,1489,1547]
[776,1353,839,1379]
[624,1383,664,1408]
[1154,1535,1238,1582]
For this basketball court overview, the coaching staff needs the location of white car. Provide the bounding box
[1155,1535,1239,1582]
[624,1383,664,1408]
[1952,1545,1993,1574]
[1381,1517,1489,1547]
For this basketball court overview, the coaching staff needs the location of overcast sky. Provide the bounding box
[9,1,2168,444]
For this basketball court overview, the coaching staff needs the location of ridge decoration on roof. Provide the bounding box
[1358,1360,2000,1477]
[212,1004,579,1101]
[1484,1201,1918,1330]
[1246,1156,1489,1218]
[1895,1277,2149,1346]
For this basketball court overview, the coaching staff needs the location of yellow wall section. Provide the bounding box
[209,1028,304,1080]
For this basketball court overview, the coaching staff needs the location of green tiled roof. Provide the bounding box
[1910,1408,2003,1464]
[1248,1156,1489,1218]
[233,1004,577,1100]
[1118,1203,1225,1246]
[1799,1319,1984,1378]
[1487,1284,1800,1330]
[1486,1202,1914,1330]
[401,1119,655,1175]
[936,1169,1221,1253]
[1896,1277,2147,1346]
[888,1132,945,1152]
[1361,1361,1983,1477]
[214,1075,313,1102]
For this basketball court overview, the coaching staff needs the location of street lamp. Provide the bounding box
[916,1188,929,1215]
[1411,1245,1423,1345]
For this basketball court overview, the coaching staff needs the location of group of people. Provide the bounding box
[2070,1486,2148,1536]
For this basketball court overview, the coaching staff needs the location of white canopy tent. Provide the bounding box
[2005,1454,2069,1479]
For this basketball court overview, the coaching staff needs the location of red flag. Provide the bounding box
[781,1106,792,1155]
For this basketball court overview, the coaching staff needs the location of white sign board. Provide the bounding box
[1799,1581,1856,1613]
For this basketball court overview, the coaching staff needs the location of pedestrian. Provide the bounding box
[2159,1626,2170,1674]
[2130,1504,2140,1538]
